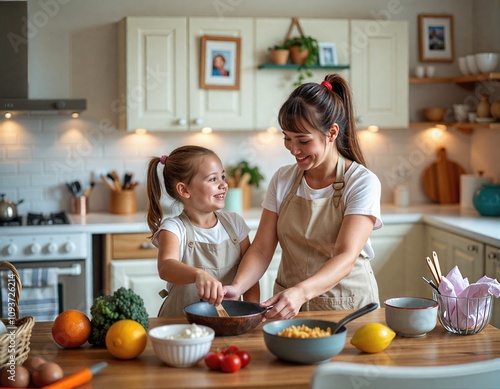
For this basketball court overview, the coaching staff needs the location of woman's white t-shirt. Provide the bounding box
[152,211,250,259]
[262,162,382,260]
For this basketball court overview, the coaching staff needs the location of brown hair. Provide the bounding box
[277,73,366,166]
[146,145,218,236]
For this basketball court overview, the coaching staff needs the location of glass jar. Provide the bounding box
[473,184,500,216]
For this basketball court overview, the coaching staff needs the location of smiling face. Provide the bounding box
[178,155,228,212]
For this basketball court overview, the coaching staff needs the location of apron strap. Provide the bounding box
[179,211,196,251]
[332,155,345,208]
[215,211,240,246]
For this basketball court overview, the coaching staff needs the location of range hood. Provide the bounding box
[0,1,86,118]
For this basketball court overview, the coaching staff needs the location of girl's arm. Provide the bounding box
[224,209,279,299]
[239,235,261,303]
[156,230,224,305]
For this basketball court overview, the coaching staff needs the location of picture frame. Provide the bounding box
[200,35,240,90]
[318,43,338,66]
[418,14,454,62]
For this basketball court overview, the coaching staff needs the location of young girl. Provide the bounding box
[224,74,381,319]
[146,145,259,316]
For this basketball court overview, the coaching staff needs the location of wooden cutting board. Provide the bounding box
[422,147,465,204]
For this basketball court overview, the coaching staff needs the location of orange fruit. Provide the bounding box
[105,319,147,360]
[52,309,91,348]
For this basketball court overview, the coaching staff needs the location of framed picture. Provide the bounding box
[200,35,240,90]
[418,14,454,62]
[319,43,338,66]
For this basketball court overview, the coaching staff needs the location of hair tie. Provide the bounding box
[321,80,332,91]
[159,155,168,165]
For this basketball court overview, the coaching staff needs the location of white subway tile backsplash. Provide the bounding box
[0,175,30,187]
[0,162,17,174]
[19,162,44,173]
[18,187,44,200]
[6,146,32,159]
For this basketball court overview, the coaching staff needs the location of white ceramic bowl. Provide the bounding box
[475,53,499,73]
[458,56,469,75]
[149,324,214,367]
[384,297,438,337]
[466,54,479,74]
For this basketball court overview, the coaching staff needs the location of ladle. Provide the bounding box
[330,302,378,334]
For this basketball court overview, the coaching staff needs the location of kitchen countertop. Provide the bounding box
[2,204,499,246]
[26,309,500,389]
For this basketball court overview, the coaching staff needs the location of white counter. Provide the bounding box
[2,205,499,246]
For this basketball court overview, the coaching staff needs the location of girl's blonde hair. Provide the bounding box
[146,145,218,236]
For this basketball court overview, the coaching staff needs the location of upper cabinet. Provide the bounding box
[118,17,254,131]
[350,20,409,129]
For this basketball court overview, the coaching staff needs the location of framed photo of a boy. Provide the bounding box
[418,14,454,62]
[319,43,338,66]
[200,35,240,90]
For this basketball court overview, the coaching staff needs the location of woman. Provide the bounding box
[224,74,382,319]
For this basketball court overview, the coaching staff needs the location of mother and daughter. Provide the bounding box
[146,73,382,319]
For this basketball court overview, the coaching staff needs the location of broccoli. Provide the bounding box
[88,287,149,347]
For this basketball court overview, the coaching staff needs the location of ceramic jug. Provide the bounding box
[476,94,491,118]
[473,184,500,216]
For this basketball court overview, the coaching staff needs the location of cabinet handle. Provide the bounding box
[194,117,204,126]
[140,242,156,250]
[177,118,187,126]
[487,252,500,260]
[467,245,478,252]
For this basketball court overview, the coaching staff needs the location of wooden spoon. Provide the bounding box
[215,303,230,317]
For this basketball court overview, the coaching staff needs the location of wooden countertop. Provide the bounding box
[26,309,499,389]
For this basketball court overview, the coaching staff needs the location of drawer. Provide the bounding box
[110,233,158,259]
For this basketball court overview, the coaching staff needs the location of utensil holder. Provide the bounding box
[71,196,88,215]
[110,190,137,214]
[433,291,492,335]
[0,261,35,368]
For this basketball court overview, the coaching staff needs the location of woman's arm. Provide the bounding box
[224,209,279,299]
[239,235,261,302]
[156,230,224,305]
[264,214,376,319]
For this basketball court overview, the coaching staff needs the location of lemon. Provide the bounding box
[105,319,147,359]
[350,323,395,353]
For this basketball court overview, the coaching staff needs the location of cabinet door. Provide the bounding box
[254,18,349,130]
[118,17,188,131]
[350,20,408,128]
[188,17,254,130]
[485,245,500,328]
[111,259,165,318]
[426,226,484,282]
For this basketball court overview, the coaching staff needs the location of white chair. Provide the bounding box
[311,359,500,389]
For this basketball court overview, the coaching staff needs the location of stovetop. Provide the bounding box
[0,212,70,227]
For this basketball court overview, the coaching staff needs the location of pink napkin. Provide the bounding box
[438,266,500,329]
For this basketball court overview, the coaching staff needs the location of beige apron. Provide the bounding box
[158,211,241,317]
[274,155,379,310]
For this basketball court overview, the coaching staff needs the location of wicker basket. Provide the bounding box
[0,261,35,368]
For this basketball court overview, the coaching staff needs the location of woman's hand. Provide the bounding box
[195,270,224,305]
[261,287,307,319]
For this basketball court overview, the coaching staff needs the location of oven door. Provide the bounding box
[1,259,87,321]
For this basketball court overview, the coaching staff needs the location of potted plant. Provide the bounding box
[268,44,290,65]
[226,160,265,209]
[284,35,319,86]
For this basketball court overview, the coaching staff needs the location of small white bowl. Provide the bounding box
[458,56,469,75]
[384,297,438,338]
[475,53,499,73]
[149,324,214,367]
[466,55,479,74]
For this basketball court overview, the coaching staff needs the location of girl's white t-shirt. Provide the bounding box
[262,162,382,260]
[152,211,250,260]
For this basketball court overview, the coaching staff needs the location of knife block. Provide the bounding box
[110,190,137,214]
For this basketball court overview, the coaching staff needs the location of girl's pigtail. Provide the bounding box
[146,157,164,237]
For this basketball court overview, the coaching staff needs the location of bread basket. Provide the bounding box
[0,261,35,368]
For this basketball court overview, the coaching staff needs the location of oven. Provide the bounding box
[0,212,92,321]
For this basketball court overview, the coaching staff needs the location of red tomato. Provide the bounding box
[236,350,251,368]
[222,345,239,355]
[204,351,224,370]
[221,354,242,373]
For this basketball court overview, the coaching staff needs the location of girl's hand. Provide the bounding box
[260,287,307,320]
[195,271,224,305]
[222,285,242,301]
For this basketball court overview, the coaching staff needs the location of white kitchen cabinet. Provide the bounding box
[118,17,254,131]
[484,245,500,328]
[426,226,485,282]
[350,20,408,129]
[370,223,426,304]
[255,18,350,130]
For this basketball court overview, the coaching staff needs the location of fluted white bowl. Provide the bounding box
[458,57,469,75]
[475,53,499,73]
[149,324,214,367]
[466,55,479,74]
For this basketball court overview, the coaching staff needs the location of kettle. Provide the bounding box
[0,194,24,221]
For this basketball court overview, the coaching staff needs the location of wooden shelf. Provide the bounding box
[258,63,350,70]
[409,72,500,84]
[409,121,500,135]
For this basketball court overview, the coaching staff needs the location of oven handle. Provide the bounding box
[57,264,82,276]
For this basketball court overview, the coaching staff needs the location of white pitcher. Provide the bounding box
[453,104,469,122]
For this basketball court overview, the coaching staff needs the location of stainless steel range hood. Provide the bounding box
[0,1,86,118]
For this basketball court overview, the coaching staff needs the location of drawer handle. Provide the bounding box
[487,252,500,260]
[467,245,478,253]
[140,242,156,250]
